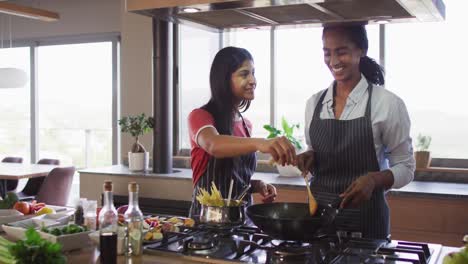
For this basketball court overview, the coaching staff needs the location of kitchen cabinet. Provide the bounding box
[388,194,467,247]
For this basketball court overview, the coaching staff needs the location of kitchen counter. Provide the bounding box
[79,165,468,199]
[63,247,237,264]
[0,235,455,264]
[64,244,459,264]
[1,236,456,264]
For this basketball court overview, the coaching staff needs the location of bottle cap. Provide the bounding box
[103,180,112,192]
[128,182,138,192]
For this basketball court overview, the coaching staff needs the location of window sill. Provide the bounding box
[174,154,468,184]
[416,167,468,174]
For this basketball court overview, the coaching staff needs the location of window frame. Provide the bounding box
[4,33,120,166]
[174,24,468,169]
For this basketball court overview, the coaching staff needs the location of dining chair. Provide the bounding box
[35,166,75,206]
[17,158,60,201]
[1,156,23,191]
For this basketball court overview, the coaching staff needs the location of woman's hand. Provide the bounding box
[257,136,297,166]
[339,170,394,208]
[253,180,277,203]
[339,173,376,208]
[297,150,315,176]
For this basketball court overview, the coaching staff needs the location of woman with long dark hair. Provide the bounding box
[188,46,297,218]
[297,24,415,239]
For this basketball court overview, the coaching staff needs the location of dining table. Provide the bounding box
[0,163,58,198]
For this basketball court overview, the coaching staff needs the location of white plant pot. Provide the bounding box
[128,152,149,171]
[275,147,304,177]
[276,164,302,177]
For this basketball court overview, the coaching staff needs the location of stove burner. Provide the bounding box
[144,224,440,264]
[271,241,312,256]
[187,233,217,250]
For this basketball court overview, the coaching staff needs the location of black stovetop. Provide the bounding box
[144,225,441,264]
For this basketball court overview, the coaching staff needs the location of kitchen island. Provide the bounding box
[0,235,458,264]
[55,236,463,264]
[80,165,468,246]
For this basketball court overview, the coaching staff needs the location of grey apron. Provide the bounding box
[189,115,257,219]
[308,83,389,239]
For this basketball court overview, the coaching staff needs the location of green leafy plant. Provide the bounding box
[4,227,66,264]
[416,134,431,152]
[263,117,303,150]
[118,113,154,153]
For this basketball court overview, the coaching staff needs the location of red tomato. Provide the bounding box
[13,202,31,215]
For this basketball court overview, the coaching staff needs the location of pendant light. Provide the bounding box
[0,15,28,89]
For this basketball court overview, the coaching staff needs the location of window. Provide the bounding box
[0,47,31,162]
[224,29,271,138]
[386,0,467,158]
[178,25,219,149]
[38,42,113,168]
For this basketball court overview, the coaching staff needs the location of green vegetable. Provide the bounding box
[51,228,62,236]
[0,192,19,209]
[0,236,16,264]
[41,224,88,236]
[8,227,66,264]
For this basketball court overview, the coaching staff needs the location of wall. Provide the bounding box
[119,1,153,160]
[8,0,155,162]
[10,0,120,38]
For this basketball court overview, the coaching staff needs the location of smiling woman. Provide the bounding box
[187,46,297,220]
[297,24,415,239]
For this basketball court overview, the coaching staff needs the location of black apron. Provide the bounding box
[189,115,257,219]
[308,83,389,239]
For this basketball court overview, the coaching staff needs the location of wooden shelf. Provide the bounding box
[416,167,468,174]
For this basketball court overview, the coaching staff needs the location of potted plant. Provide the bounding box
[118,113,154,171]
[264,117,303,177]
[414,134,432,169]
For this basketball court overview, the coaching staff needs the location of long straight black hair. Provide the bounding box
[199,47,254,187]
[201,46,254,135]
[323,24,385,85]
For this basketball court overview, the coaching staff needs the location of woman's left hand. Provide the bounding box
[339,173,376,208]
[254,180,277,203]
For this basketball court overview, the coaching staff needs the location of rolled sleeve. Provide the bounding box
[383,97,415,189]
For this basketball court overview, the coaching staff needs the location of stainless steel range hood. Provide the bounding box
[127,0,445,32]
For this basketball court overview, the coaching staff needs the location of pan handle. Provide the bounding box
[329,196,343,209]
[320,197,343,226]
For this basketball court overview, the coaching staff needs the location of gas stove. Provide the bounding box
[144,225,442,264]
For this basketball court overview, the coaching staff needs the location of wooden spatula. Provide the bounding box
[303,175,318,216]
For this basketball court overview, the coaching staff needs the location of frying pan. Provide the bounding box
[246,198,341,241]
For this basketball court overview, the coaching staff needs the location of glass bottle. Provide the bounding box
[98,180,118,264]
[124,182,144,256]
